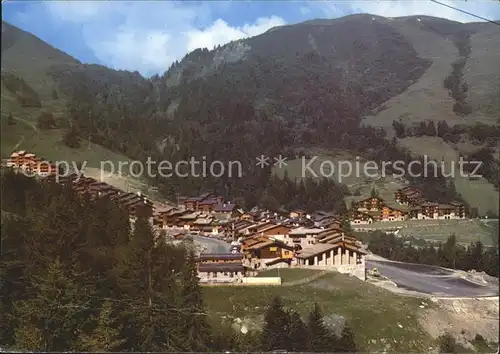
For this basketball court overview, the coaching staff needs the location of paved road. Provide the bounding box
[192,235,231,253]
[366,259,499,297]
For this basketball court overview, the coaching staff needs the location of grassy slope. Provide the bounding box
[1,23,155,196]
[204,270,435,352]
[360,18,499,216]
[465,26,500,119]
[399,137,499,216]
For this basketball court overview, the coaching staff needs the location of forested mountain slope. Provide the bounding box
[1,15,498,210]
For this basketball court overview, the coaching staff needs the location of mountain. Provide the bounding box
[1,15,499,213]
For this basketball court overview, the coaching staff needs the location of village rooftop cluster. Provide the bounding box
[5,150,468,285]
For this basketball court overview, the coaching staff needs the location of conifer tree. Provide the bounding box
[336,322,357,353]
[179,249,212,351]
[289,310,308,352]
[307,303,333,352]
[76,300,126,352]
[260,296,291,351]
[13,259,86,351]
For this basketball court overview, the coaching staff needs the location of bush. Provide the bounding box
[62,128,81,149]
[438,333,456,353]
[37,112,56,129]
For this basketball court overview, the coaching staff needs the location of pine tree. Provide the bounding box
[307,303,333,352]
[261,296,291,351]
[0,216,32,346]
[8,112,15,125]
[288,310,308,351]
[13,259,87,351]
[179,249,212,351]
[336,322,357,353]
[76,300,126,351]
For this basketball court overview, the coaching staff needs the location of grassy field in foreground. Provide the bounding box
[203,271,435,352]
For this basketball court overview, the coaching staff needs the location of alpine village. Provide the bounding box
[2,10,500,354]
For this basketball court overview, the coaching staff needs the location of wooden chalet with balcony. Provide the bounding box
[197,253,245,283]
[395,187,426,206]
[348,210,375,225]
[241,236,294,270]
[352,196,385,212]
[7,151,58,177]
[380,205,408,222]
[410,201,466,220]
[179,192,224,211]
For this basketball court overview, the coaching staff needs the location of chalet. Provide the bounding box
[348,210,374,225]
[295,233,367,280]
[197,263,245,283]
[253,223,293,238]
[160,209,189,228]
[6,151,60,178]
[36,161,58,177]
[197,198,220,213]
[289,209,307,218]
[191,217,216,233]
[418,202,439,219]
[180,192,224,211]
[395,187,425,206]
[239,212,254,221]
[176,212,202,228]
[213,203,238,217]
[246,221,276,235]
[437,204,458,219]
[313,215,342,229]
[450,201,466,219]
[230,220,258,239]
[152,203,177,226]
[315,228,344,244]
[380,205,408,222]
[410,201,466,220]
[287,227,324,250]
[242,236,294,270]
[352,196,385,212]
[197,253,245,283]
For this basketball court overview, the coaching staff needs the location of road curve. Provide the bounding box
[366,259,499,297]
[191,235,231,253]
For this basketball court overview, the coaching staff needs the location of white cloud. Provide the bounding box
[43,1,285,76]
[186,16,285,52]
[45,1,110,23]
[13,0,499,76]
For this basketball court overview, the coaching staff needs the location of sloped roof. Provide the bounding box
[296,243,337,259]
[289,227,324,236]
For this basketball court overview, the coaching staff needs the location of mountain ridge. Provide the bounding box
[1,15,499,213]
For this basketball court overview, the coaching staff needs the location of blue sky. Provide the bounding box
[3,1,500,77]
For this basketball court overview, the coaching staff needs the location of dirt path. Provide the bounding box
[4,113,39,151]
[12,115,38,132]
